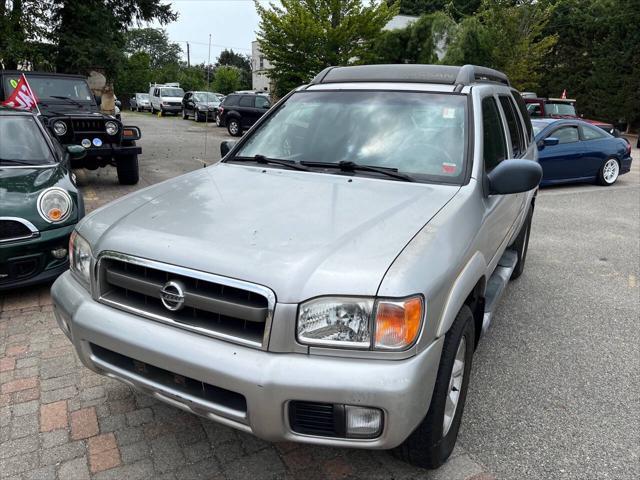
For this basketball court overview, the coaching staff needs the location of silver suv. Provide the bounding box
[52,64,542,469]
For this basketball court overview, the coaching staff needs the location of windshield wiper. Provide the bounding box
[230,155,311,172]
[300,160,414,182]
[0,159,44,166]
[49,96,85,107]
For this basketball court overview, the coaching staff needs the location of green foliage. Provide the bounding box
[388,0,481,19]
[212,66,241,95]
[256,0,398,96]
[124,28,182,70]
[216,49,251,90]
[0,0,53,69]
[539,0,640,126]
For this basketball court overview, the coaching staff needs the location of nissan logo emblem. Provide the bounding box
[160,280,185,311]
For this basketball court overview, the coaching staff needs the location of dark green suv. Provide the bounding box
[0,71,142,184]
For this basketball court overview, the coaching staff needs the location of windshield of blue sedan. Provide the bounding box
[234,91,467,182]
[0,116,55,165]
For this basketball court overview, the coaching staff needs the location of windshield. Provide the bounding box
[137,93,149,100]
[160,88,184,97]
[546,102,576,116]
[234,91,467,182]
[0,116,54,165]
[532,121,547,137]
[194,92,219,103]
[4,75,93,102]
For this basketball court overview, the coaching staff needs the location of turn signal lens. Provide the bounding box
[48,208,63,221]
[374,296,423,350]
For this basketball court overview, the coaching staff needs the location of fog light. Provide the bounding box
[345,406,383,438]
[51,248,68,259]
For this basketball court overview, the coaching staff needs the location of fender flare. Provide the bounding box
[435,251,487,338]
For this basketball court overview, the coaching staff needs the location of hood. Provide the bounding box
[0,164,78,230]
[90,164,459,302]
[37,101,99,118]
[196,102,220,108]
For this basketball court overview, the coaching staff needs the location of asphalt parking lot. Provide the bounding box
[1,112,638,480]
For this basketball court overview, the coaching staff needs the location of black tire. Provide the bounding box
[195,110,203,122]
[393,306,475,469]
[182,108,189,120]
[510,206,533,280]
[227,118,242,136]
[116,154,139,185]
[597,158,620,186]
[151,105,155,115]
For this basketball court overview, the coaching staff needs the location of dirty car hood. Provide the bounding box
[86,164,459,302]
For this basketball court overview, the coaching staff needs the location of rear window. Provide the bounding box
[0,116,54,165]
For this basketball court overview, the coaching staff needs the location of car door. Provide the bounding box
[480,95,521,263]
[539,125,585,182]
[238,95,256,126]
[578,124,611,177]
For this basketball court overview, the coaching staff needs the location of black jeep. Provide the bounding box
[0,71,141,184]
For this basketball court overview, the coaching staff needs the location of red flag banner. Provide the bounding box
[1,74,39,111]
[561,89,567,99]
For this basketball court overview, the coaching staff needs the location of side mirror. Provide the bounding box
[94,95,101,106]
[67,145,87,160]
[544,137,559,146]
[220,140,237,157]
[115,100,122,108]
[487,159,542,195]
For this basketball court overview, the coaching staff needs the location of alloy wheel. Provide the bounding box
[603,159,619,184]
[443,336,466,437]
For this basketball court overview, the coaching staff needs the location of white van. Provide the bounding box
[149,83,185,116]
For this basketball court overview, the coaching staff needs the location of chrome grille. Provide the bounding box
[96,253,275,349]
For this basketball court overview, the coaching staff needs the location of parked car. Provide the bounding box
[525,97,619,136]
[130,93,151,112]
[0,107,85,290]
[533,118,632,186]
[52,64,542,470]
[181,91,220,122]
[0,70,142,185]
[149,83,184,116]
[216,92,271,136]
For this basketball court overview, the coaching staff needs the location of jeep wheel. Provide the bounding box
[116,153,139,185]
[598,158,619,186]
[393,306,474,469]
[510,206,533,280]
[227,118,241,136]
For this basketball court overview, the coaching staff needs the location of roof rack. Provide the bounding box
[309,64,510,88]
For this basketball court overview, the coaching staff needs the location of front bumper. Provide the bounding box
[0,224,74,291]
[51,271,443,449]
[160,105,182,113]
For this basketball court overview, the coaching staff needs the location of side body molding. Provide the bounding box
[435,251,487,338]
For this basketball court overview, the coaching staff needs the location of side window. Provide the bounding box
[255,96,270,109]
[552,126,580,144]
[239,96,254,107]
[511,91,533,141]
[527,103,542,117]
[482,96,508,172]
[224,95,239,107]
[581,125,607,140]
[499,95,524,157]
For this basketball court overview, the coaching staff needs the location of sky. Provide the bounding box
[152,0,270,65]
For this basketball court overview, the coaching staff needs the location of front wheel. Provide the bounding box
[116,153,139,185]
[227,118,242,136]
[393,306,475,469]
[598,158,619,186]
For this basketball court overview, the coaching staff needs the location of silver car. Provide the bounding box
[52,64,542,469]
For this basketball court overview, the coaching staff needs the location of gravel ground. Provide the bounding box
[1,111,638,480]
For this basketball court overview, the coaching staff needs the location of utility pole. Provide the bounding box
[206,34,212,86]
[186,42,190,68]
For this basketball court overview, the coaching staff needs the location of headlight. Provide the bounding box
[53,121,67,136]
[37,187,72,223]
[105,121,118,136]
[69,231,92,289]
[297,296,423,350]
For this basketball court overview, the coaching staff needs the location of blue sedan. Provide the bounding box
[533,119,632,186]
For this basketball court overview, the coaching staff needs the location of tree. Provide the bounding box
[52,0,177,78]
[212,66,241,95]
[256,0,398,96]
[216,49,251,90]
[0,0,51,69]
[124,28,182,70]
[388,0,481,19]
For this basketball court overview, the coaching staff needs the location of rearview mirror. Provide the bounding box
[487,159,542,195]
[220,140,237,157]
[67,145,87,160]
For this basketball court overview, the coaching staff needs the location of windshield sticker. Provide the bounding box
[442,163,457,174]
[10,79,18,89]
[442,108,456,119]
